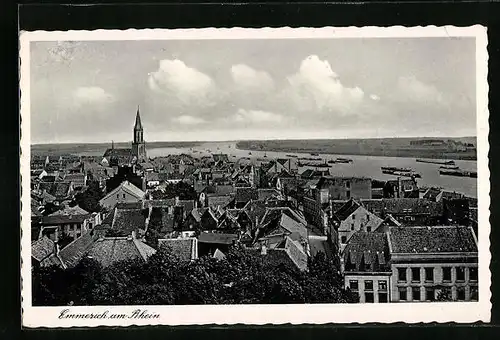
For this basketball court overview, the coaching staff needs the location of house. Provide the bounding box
[381,198,444,226]
[332,199,384,251]
[145,172,161,188]
[105,166,145,193]
[87,233,156,267]
[384,177,419,198]
[246,237,308,272]
[102,148,132,167]
[64,173,87,189]
[39,205,93,242]
[300,169,330,180]
[99,180,145,210]
[315,176,372,202]
[158,238,198,261]
[38,181,74,200]
[197,232,239,257]
[388,226,478,302]
[234,187,259,208]
[100,204,149,237]
[343,232,392,303]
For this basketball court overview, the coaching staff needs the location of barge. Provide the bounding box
[439,169,477,178]
[416,159,456,165]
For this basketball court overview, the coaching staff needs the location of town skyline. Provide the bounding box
[30,38,476,144]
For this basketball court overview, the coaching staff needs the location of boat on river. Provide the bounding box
[439,169,477,178]
[416,159,456,165]
[381,166,413,172]
[286,154,298,158]
[440,165,460,170]
[335,158,353,163]
[310,152,320,156]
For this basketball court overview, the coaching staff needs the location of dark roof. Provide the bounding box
[115,202,144,210]
[58,232,98,268]
[245,248,298,271]
[383,198,443,216]
[213,154,229,163]
[112,208,148,235]
[31,236,55,262]
[103,148,132,158]
[177,200,195,213]
[198,232,238,245]
[42,214,88,225]
[235,187,258,203]
[207,195,234,209]
[343,232,391,272]
[38,181,72,198]
[143,199,176,208]
[389,226,477,254]
[258,189,280,201]
[334,199,361,221]
[158,238,196,261]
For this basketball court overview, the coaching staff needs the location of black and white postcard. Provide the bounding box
[20,26,490,326]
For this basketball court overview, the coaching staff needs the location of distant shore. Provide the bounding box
[236,138,477,161]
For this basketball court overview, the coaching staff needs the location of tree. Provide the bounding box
[74,180,104,213]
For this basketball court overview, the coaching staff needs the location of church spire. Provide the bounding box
[134,105,143,131]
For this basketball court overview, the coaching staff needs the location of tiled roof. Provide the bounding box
[207,195,234,209]
[423,187,442,200]
[235,187,258,203]
[334,199,361,221]
[50,205,89,217]
[158,238,196,261]
[103,148,132,158]
[389,226,478,254]
[42,214,88,225]
[145,172,160,182]
[31,236,55,262]
[382,198,443,216]
[87,237,154,267]
[39,181,72,199]
[198,232,238,245]
[258,189,280,201]
[343,232,391,272]
[115,202,144,210]
[58,232,98,268]
[112,208,148,235]
[177,200,195,213]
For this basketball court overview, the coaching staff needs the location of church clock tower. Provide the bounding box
[131,106,147,162]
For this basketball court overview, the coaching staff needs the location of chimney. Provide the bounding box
[131,230,137,239]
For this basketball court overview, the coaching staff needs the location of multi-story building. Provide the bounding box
[388,226,478,302]
[315,176,372,203]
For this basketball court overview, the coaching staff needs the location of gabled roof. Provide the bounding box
[103,148,132,158]
[334,199,361,221]
[235,187,258,202]
[87,237,156,267]
[50,205,89,217]
[101,180,145,202]
[58,232,98,268]
[423,187,443,201]
[158,238,197,261]
[207,195,234,209]
[389,226,477,254]
[343,231,391,272]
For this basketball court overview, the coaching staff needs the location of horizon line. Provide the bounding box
[31,135,477,146]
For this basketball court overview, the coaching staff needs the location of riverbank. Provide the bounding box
[236,138,477,161]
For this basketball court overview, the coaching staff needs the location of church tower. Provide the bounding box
[131,106,147,162]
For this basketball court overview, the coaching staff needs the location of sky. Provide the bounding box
[29,38,476,144]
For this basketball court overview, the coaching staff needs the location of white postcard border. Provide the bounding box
[20,25,491,327]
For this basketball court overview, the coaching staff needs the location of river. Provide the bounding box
[148,141,478,198]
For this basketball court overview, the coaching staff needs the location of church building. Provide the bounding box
[102,107,148,166]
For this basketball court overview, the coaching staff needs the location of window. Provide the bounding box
[346,181,351,189]
[456,267,465,282]
[346,191,351,199]
[367,214,370,221]
[411,268,421,282]
[470,286,478,301]
[457,287,466,301]
[425,288,435,301]
[425,267,434,282]
[352,214,355,220]
[341,236,347,244]
[399,288,407,301]
[469,267,478,281]
[442,267,452,282]
[116,194,119,199]
[378,292,388,303]
[365,292,374,303]
[412,287,421,302]
[123,193,126,199]
[349,280,359,291]
[351,223,354,231]
[364,280,373,291]
[367,226,372,232]
[378,280,387,291]
[398,268,407,282]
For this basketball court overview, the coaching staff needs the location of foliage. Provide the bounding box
[74,180,104,213]
[150,182,197,200]
[32,246,358,306]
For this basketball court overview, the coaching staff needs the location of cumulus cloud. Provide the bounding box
[231,64,274,91]
[232,109,284,124]
[148,59,218,106]
[370,94,380,101]
[396,75,447,105]
[286,55,365,114]
[172,115,206,125]
[72,86,114,105]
